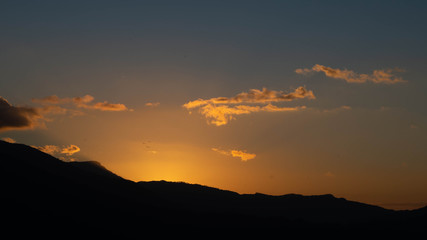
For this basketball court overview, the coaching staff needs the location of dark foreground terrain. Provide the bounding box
[1,140,426,236]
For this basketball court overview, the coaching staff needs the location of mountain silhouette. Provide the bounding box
[1,140,426,235]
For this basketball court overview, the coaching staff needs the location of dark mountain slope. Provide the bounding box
[138,181,393,225]
[0,141,167,234]
[1,140,426,234]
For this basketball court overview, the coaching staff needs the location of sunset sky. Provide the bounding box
[1,0,427,210]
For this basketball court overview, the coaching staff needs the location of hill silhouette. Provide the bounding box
[1,140,426,235]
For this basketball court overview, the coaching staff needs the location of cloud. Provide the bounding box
[183,87,313,126]
[183,87,315,109]
[1,95,129,132]
[39,105,69,115]
[200,104,306,126]
[1,137,16,143]
[295,68,313,75]
[89,102,128,111]
[32,94,129,112]
[31,95,65,104]
[200,104,258,126]
[322,105,351,113]
[38,105,85,118]
[34,145,60,155]
[0,96,42,132]
[262,104,307,112]
[230,150,256,161]
[72,95,95,106]
[212,148,256,161]
[296,64,405,84]
[32,94,94,105]
[60,144,80,156]
[145,102,160,107]
[211,148,230,156]
[33,144,80,160]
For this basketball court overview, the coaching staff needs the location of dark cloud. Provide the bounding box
[0,97,41,132]
[2,94,129,132]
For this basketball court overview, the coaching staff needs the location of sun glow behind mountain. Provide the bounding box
[1,1,427,210]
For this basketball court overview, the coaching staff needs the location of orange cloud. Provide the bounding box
[211,148,230,156]
[230,150,256,161]
[39,105,69,115]
[200,104,257,126]
[33,144,80,158]
[0,96,42,132]
[145,102,160,107]
[89,102,128,111]
[262,104,307,112]
[31,95,65,104]
[32,94,94,105]
[61,144,81,156]
[296,64,405,84]
[212,148,256,161]
[1,137,16,143]
[32,94,129,112]
[72,95,95,107]
[200,104,306,126]
[183,87,313,126]
[34,145,60,155]
[184,87,315,109]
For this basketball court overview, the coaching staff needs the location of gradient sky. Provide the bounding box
[1,0,427,210]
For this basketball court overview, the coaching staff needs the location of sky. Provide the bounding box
[1,0,427,210]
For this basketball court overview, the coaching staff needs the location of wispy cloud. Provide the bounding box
[1,137,16,143]
[322,105,351,113]
[145,102,160,107]
[212,148,256,161]
[72,95,95,106]
[1,94,129,132]
[211,148,230,156]
[38,105,84,118]
[199,104,306,126]
[0,96,42,132]
[296,64,405,84]
[183,87,314,126]
[89,101,128,111]
[184,87,315,109]
[33,144,80,161]
[31,95,67,104]
[32,94,130,112]
[34,145,60,155]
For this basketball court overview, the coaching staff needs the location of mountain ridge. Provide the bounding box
[1,140,426,234]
